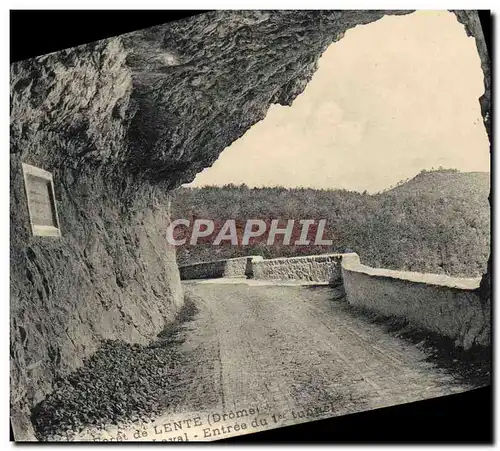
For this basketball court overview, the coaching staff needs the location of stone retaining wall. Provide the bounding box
[249,253,343,284]
[340,253,490,350]
[179,256,263,280]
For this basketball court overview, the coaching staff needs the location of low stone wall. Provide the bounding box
[179,252,490,350]
[340,253,490,350]
[179,256,263,280]
[252,253,343,284]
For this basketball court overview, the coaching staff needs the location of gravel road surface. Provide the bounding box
[64,279,483,442]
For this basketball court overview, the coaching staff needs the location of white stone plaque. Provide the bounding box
[22,163,61,237]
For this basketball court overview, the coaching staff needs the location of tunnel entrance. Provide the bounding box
[173,10,490,280]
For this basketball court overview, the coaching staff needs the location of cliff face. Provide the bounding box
[119,10,416,186]
[10,160,183,438]
[11,10,413,187]
[451,10,491,303]
[10,10,490,439]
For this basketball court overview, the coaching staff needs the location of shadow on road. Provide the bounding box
[341,301,491,388]
[302,283,490,388]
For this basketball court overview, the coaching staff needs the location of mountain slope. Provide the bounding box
[382,170,490,198]
[171,170,491,277]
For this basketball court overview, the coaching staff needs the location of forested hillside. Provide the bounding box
[171,169,490,277]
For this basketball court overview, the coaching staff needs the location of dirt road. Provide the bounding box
[75,280,480,442]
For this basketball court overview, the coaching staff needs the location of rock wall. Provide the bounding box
[341,254,490,350]
[119,10,413,187]
[453,10,492,304]
[252,254,343,284]
[10,34,190,439]
[10,156,183,439]
[179,256,261,280]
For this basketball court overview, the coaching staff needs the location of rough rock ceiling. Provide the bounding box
[10,11,489,191]
[11,10,414,189]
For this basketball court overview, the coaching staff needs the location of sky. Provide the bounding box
[185,10,490,193]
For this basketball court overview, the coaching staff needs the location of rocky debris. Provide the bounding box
[31,298,199,440]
